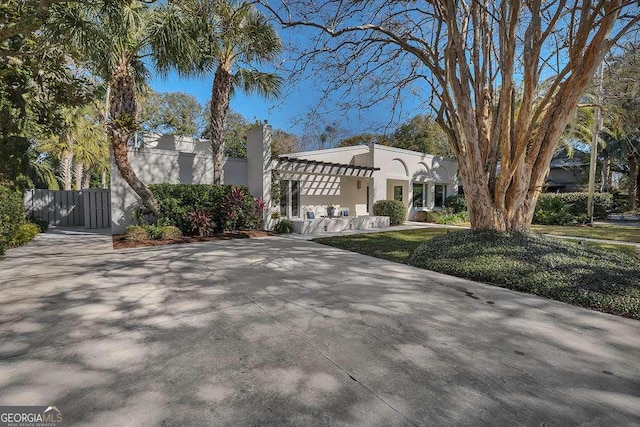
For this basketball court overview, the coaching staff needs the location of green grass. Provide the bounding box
[314,229,640,319]
[581,241,639,257]
[425,222,640,244]
[531,224,640,243]
[314,228,449,263]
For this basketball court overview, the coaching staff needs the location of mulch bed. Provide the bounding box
[113,230,274,249]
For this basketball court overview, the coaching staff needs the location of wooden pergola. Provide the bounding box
[275,156,379,177]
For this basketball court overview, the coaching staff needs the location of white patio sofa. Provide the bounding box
[291,215,390,234]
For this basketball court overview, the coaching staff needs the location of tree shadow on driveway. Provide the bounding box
[1,234,639,425]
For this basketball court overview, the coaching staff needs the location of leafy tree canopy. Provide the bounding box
[139,90,204,137]
[335,115,452,157]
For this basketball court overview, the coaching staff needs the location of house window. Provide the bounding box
[291,180,300,217]
[434,184,446,208]
[412,183,424,208]
[279,180,288,216]
[280,180,300,217]
[394,185,403,202]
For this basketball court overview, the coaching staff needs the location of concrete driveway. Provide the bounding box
[1,231,639,426]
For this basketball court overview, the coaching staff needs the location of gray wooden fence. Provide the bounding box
[24,189,111,229]
[82,189,111,229]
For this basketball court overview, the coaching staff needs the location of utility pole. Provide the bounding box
[587,63,604,225]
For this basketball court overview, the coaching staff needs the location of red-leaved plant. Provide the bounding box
[225,186,246,231]
[187,209,212,236]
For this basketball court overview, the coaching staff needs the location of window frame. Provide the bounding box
[279,179,301,218]
[434,184,446,208]
[412,183,425,208]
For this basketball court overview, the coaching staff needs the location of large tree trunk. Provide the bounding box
[108,60,159,215]
[630,154,638,210]
[60,154,73,191]
[209,65,233,185]
[435,0,618,233]
[59,131,73,191]
[74,161,83,190]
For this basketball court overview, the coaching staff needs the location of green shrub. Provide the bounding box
[533,196,575,225]
[9,223,40,247]
[436,211,469,225]
[125,225,148,242]
[445,195,467,213]
[372,200,406,225]
[149,184,256,235]
[0,186,25,254]
[144,224,165,240]
[536,192,613,220]
[612,193,630,213]
[162,225,183,240]
[424,211,443,223]
[273,218,294,234]
[28,214,49,232]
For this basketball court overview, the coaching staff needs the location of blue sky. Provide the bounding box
[147,69,419,137]
[147,21,425,138]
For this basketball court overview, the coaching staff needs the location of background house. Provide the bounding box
[544,151,589,192]
[110,125,458,234]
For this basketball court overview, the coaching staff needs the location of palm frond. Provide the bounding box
[242,9,282,63]
[147,1,207,77]
[233,68,282,99]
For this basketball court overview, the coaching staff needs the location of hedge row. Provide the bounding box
[536,192,613,219]
[437,193,614,225]
[0,186,26,254]
[148,184,259,235]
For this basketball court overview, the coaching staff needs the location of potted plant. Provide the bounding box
[327,205,336,217]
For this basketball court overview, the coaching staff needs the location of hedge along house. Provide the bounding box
[110,125,458,234]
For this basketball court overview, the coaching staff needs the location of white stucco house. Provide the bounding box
[110,125,458,234]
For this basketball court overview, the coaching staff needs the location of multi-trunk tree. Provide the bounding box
[261,0,640,231]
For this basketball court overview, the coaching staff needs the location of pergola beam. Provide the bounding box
[274,156,379,178]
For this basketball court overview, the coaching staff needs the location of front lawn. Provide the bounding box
[314,228,449,263]
[531,224,640,244]
[314,229,640,319]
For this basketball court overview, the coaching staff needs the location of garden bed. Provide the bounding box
[113,230,273,249]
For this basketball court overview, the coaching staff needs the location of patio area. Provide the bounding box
[1,231,639,425]
[291,215,390,234]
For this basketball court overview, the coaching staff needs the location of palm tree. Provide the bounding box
[174,0,283,184]
[52,0,199,213]
[38,107,80,190]
[72,105,109,189]
[37,104,109,190]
